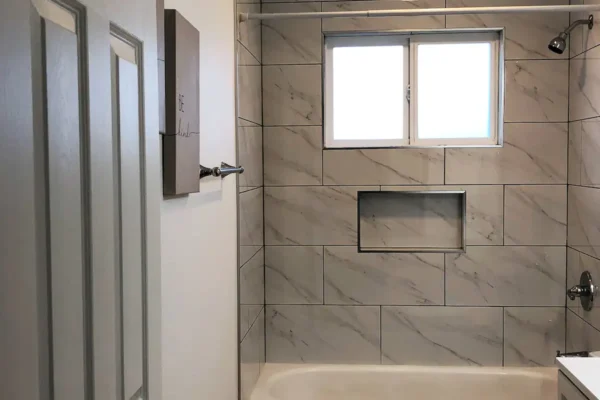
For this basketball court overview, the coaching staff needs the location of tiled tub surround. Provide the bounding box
[567,24,600,352]
[238,4,265,400]
[260,0,573,368]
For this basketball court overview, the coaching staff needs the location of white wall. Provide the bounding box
[161,0,238,399]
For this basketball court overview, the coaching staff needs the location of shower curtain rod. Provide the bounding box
[239,4,600,21]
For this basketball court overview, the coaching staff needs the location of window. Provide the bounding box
[324,31,502,148]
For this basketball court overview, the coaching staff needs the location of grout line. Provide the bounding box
[259,304,569,308]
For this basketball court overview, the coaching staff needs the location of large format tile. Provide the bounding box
[568,186,600,259]
[447,0,568,60]
[240,187,263,247]
[569,0,600,57]
[238,65,262,125]
[446,246,566,306]
[238,43,260,66]
[446,123,568,184]
[570,46,600,121]
[569,120,583,185]
[322,0,445,32]
[381,307,503,366]
[240,248,264,307]
[505,60,568,122]
[240,304,262,341]
[265,246,324,304]
[262,3,322,65]
[503,307,565,367]
[567,248,600,331]
[359,191,463,251]
[265,186,372,245]
[237,4,261,63]
[241,308,264,400]
[323,149,444,185]
[566,309,600,353]
[264,126,323,186]
[324,247,444,305]
[266,305,381,364]
[238,125,263,190]
[263,65,322,126]
[504,185,567,245]
[383,185,504,246]
[581,117,600,186]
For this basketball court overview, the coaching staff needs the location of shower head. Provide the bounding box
[549,15,594,54]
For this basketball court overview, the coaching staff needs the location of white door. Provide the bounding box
[0,1,162,399]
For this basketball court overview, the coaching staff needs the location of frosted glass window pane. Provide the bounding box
[417,42,493,139]
[333,45,405,141]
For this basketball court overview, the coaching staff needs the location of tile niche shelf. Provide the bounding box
[358,190,467,253]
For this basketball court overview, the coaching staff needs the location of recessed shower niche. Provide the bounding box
[358,191,466,253]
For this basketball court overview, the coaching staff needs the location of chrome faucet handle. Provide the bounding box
[567,271,595,311]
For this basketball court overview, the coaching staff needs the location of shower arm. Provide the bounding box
[563,15,594,36]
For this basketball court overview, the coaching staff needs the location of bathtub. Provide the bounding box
[251,364,558,400]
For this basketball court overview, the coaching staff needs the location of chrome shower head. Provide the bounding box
[549,15,594,55]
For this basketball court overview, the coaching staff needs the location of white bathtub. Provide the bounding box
[251,364,557,400]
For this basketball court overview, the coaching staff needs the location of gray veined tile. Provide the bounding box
[569,0,600,58]
[505,60,568,122]
[266,305,381,364]
[264,126,323,186]
[237,4,261,63]
[504,185,567,246]
[447,0,568,60]
[359,191,464,251]
[569,121,583,185]
[446,123,568,184]
[323,247,444,305]
[240,187,264,247]
[238,65,262,125]
[240,245,262,268]
[566,309,600,353]
[263,65,322,126]
[382,185,504,246]
[446,246,566,306]
[581,117,600,186]
[265,186,372,245]
[503,307,565,367]
[570,46,600,121]
[240,248,264,307]
[265,246,324,304]
[238,43,260,66]
[323,149,444,185]
[567,248,600,331]
[381,306,503,366]
[262,3,322,65]
[241,308,264,400]
[321,0,445,32]
[240,304,263,341]
[568,186,600,259]
[238,125,263,190]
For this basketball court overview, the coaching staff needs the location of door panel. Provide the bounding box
[43,17,87,400]
[0,0,161,399]
[113,53,145,399]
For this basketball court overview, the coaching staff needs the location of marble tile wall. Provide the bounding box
[259,0,572,367]
[567,21,600,350]
[238,3,265,399]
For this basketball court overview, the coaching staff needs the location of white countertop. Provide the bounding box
[557,357,600,400]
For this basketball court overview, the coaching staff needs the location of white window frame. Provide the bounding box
[409,32,501,147]
[324,31,503,149]
[324,34,410,149]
